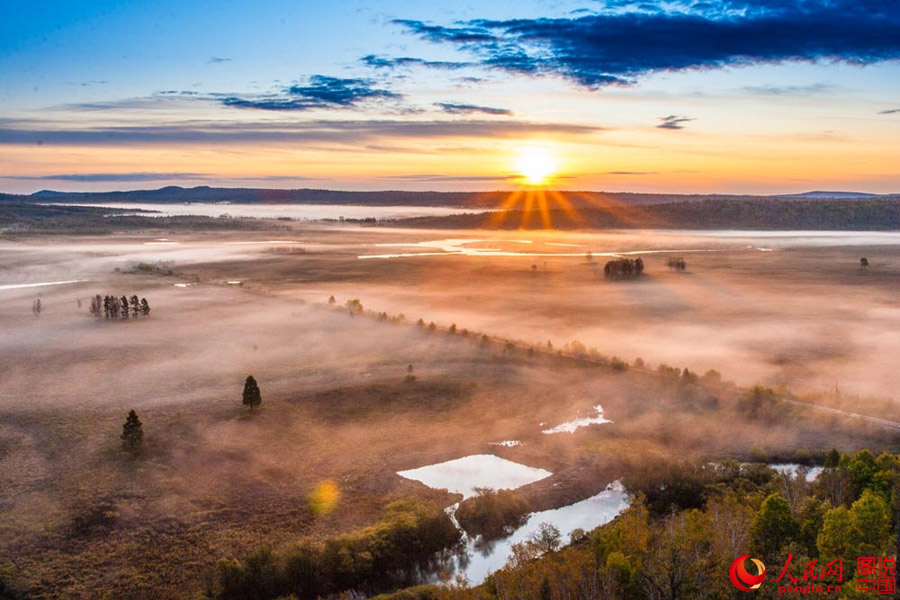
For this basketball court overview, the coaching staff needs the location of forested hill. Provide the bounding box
[2,186,896,210]
[395,197,900,230]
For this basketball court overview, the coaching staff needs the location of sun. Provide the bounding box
[514,146,559,186]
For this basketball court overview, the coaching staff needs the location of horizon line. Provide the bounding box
[3,185,898,198]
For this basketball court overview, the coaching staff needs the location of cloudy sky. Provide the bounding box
[1,0,898,194]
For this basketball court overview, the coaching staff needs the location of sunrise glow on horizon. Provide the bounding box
[1,0,898,195]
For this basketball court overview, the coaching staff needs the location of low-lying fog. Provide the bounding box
[4,227,900,402]
[45,202,472,220]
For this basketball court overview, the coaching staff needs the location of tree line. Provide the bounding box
[89,294,150,319]
[392,197,900,231]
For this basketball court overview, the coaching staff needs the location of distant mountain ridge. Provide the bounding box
[3,186,897,208]
[775,190,888,199]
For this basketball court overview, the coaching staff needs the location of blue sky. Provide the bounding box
[1,0,898,194]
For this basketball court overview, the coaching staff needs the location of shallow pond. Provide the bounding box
[542,404,612,434]
[399,454,629,586]
[769,463,824,482]
[398,454,552,499]
[357,231,900,260]
[358,238,730,259]
[0,279,88,291]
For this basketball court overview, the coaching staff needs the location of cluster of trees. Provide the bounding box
[666,257,687,271]
[89,294,150,319]
[215,497,461,599]
[456,488,532,540]
[736,385,790,422]
[603,258,644,280]
[345,298,364,314]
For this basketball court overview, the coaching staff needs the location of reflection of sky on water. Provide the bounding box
[455,481,629,585]
[398,454,551,499]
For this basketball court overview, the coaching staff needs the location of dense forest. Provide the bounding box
[0,202,285,234]
[2,188,897,214]
[4,195,900,234]
[5,187,871,209]
[397,198,900,231]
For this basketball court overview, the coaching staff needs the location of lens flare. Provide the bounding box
[309,480,340,515]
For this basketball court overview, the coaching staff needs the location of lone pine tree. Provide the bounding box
[243,376,262,410]
[121,410,143,453]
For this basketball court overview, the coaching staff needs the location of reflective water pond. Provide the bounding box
[399,454,629,586]
[769,463,824,482]
[453,481,629,585]
[0,279,88,291]
[398,454,552,499]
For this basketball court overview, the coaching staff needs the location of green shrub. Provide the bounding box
[455,488,531,540]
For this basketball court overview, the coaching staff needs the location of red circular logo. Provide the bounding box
[730,555,766,591]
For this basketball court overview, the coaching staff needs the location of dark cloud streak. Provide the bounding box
[435,102,513,116]
[2,172,316,183]
[222,75,402,111]
[0,118,603,146]
[657,115,695,129]
[392,1,900,88]
[361,55,471,70]
[5,172,207,182]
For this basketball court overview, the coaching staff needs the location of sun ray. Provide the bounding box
[521,190,535,229]
[537,189,553,229]
[570,191,669,229]
[547,189,583,227]
[487,189,526,228]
